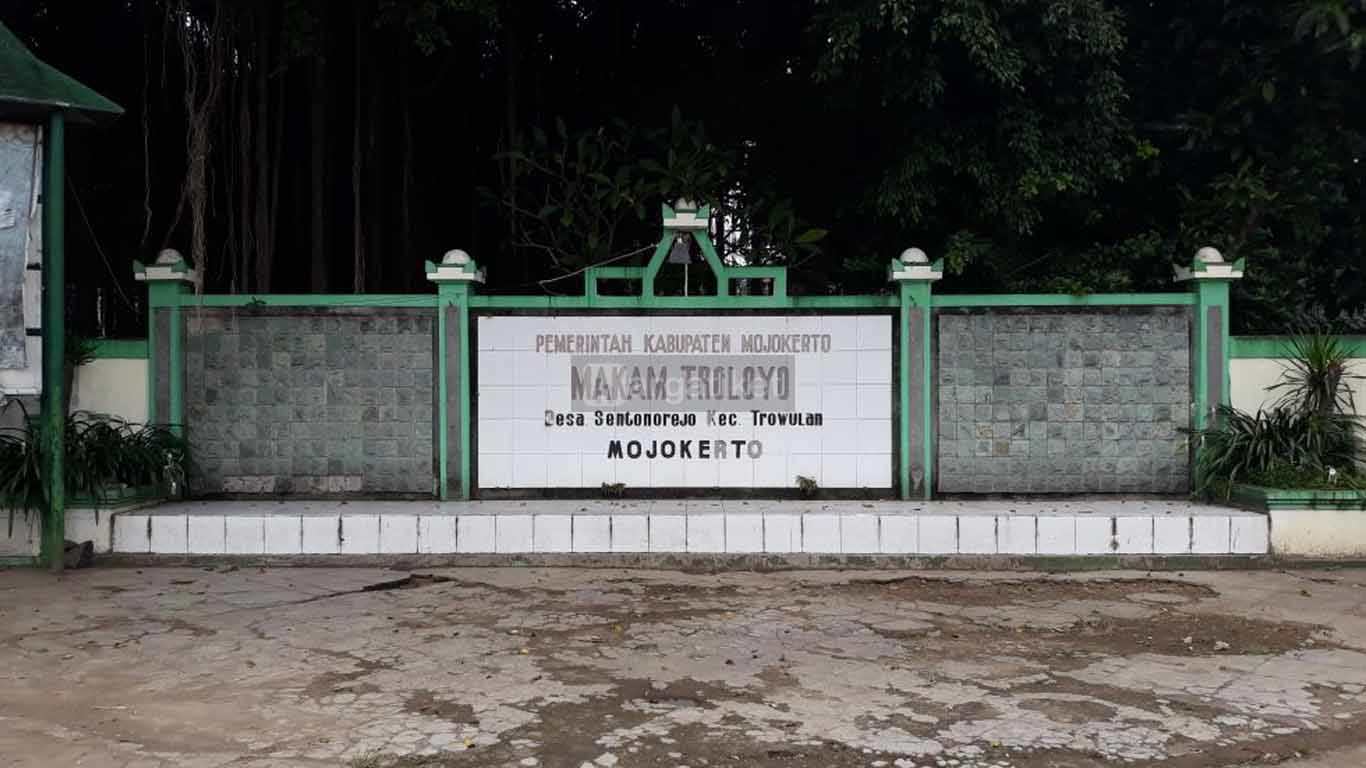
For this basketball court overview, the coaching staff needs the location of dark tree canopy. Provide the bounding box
[2,0,1363,334]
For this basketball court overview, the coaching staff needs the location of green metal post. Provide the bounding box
[1177,248,1243,489]
[39,111,65,570]
[455,285,472,500]
[889,250,941,500]
[898,284,912,499]
[426,254,481,500]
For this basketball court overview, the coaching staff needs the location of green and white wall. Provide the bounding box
[79,209,1286,502]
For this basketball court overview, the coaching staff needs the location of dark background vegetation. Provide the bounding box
[4,0,1364,336]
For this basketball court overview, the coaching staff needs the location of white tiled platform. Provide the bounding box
[108,499,1269,556]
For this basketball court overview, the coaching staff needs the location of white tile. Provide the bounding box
[841,513,879,553]
[478,453,514,488]
[1076,517,1114,555]
[457,516,496,553]
[479,351,516,384]
[573,515,612,553]
[545,454,583,490]
[820,455,858,487]
[65,511,111,553]
[1230,516,1269,554]
[263,516,302,554]
[496,515,534,553]
[918,515,957,554]
[802,513,840,553]
[225,516,265,555]
[380,515,419,554]
[479,387,516,419]
[301,516,340,554]
[610,515,648,552]
[879,515,918,553]
[997,516,1036,554]
[725,514,764,553]
[822,385,858,418]
[681,459,718,488]
[150,515,188,554]
[583,454,617,486]
[688,514,726,552]
[1154,516,1192,554]
[857,386,892,419]
[419,516,457,554]
[650,515,687,553]
[113,514,151,553]
[1115,517,1154,554]
[753,455,788,487]
[764,514,801,553]
[821,352,859,384]
[1037,516,1075,555]
[617,459,651,488]
[513,386,546,415]
[513,419,549,452]
[958,516,996,554]
[186,516,225,554]
[339,515,379,555]
[857,351,892,383]
[650,459,686,487]
[512,454,549,487]
[820,420,861,452]
[857,315,892,350]
[856,455,892,488]
[533,515,571,552]
[1192,516,1231,554]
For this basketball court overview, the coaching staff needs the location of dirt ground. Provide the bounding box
[2,566,1366,768]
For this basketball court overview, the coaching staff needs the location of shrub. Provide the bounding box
[1194,331,1364,497]
[1,402,191,535]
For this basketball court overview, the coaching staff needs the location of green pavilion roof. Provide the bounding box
[0,20,121,120]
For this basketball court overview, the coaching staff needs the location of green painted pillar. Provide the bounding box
[133,250,199,432]
[889,249,943,500]
[1176,247,1245,484]
[39,111,65,570]
[427,251,483,500]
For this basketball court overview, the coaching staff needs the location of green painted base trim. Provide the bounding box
[1230,335,1366,359]
[0,556,37,568]
[178,294,438,308]
[90,339,148,359]
[1231,484,1366,512]
[933,292,1195,308]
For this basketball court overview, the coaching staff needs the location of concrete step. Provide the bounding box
[108,500,1269,556]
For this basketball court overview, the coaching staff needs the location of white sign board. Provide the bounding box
[476,314,893,489]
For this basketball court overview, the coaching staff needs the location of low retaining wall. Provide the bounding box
[107,500,1270,557]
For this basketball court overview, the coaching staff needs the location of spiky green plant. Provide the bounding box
[2,404,192,535]
[1194,330,1364,497]
[0,401,45,537]
[1269,332,1364,418]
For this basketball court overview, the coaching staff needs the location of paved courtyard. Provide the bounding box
[1,566,1365,768]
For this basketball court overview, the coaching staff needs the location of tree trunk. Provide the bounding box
[351,0,366,293]
[252,9,271,291]
[310,47,328,292]
[400,49,414,290]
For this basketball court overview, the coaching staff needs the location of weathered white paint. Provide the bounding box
[108,499,1269,556]
[1270,508,1366,558]
[70,358,148,423]
[0,508,113,557]
[1230,357,1366,415]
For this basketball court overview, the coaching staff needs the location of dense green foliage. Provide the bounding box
[1,404,191,533]
[1195,333,1365,496]
[2,1,1363,330]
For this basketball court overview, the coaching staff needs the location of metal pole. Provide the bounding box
[40,110,66,571]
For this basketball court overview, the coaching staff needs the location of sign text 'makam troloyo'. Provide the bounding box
[476,315,893,489]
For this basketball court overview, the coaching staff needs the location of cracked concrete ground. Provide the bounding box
[1,567,1365,768]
